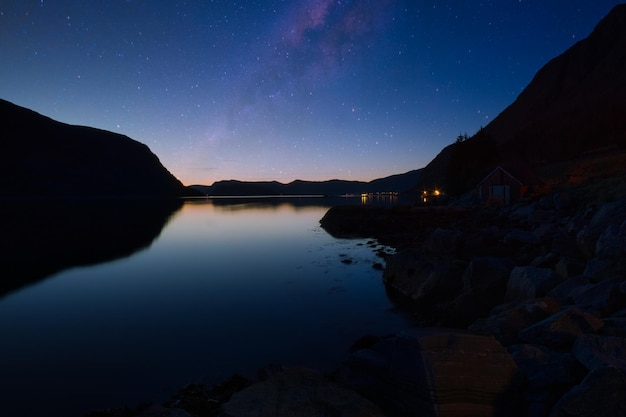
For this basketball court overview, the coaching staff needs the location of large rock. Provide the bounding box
[519,307,604,348]
[383,249,463,305]
[583,258,618,282]
[505,266,562,303]
[447,257,515,327]
[219,368,385,417]
[554,256,586,279]
[572,334,626,373]
[469,298,561,346]
[547,276,593,305]
[508,344,587,417]
[548,367,626,417]
[577,199,626,258]
[504,229,540,245]
[423,228,464,258]
[340,328,522,417]
[571,275,626,316]
[509,344,586,390]
[595,220,626,260]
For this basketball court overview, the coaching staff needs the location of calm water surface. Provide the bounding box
[0,198,411,417]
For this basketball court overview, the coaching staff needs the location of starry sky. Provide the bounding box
[1,1,621,185]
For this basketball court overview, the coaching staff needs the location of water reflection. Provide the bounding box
[0,197,412,417]
[202,195,363,211]
[0,198,182,297]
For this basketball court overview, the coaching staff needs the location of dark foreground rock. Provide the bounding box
[339,328,522,417]
[220,368,385,417]
[548,366,626,417]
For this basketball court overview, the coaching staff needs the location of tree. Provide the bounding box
[455,132,469,144]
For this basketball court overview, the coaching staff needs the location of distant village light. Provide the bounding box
[421,188,443,204]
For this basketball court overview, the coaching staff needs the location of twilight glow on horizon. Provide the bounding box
[0,1,619,185]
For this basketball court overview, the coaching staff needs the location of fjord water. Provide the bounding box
[0,198,410,417]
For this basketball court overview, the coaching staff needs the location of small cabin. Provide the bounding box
[477,166,528,206]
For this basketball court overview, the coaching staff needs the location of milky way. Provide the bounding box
[0,1,619,184]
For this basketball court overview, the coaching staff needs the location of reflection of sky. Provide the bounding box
[0,200,410,416]
[0,1,617,184]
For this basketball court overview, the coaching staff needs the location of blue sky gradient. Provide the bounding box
[1,1,620,184]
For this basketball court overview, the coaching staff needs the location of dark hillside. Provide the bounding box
[0,99,187,198]
[416,4,626,195]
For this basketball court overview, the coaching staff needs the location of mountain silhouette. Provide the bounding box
[0,99,189,198]
[416,4,626,195]
[191,169,422,196]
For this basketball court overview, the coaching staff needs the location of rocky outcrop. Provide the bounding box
[0,99,188,197]
[326,193,626,416]
[382,249,463,306]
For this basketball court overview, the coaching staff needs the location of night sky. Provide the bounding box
[1,1,620,185]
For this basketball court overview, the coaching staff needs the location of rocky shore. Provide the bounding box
[87,180,626,417]
[321,188,626,416]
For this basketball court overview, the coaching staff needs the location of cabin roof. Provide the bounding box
[477,165,523,186]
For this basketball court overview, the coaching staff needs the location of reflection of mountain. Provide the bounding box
[201,195,373,212]
[0,199,182,297]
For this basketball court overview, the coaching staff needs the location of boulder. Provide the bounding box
[508,344,587,417]
[601,316,626,337]
[505,266,562,303]
[519,307,604,348]
[547,276,593,305]
[548,367,626,417]
[528,209,556,225]
[532,222,561,243]
[383,250,462,305]
[571,276,626,316]
[469,298,561,346]
[554,256,586,279]
[595,220,626,260]
[576,199,626,258]
[340,328,522,417]
[552,192,575,211]
[508,343,586,390]
[504,229,540,245]
[572,334,626,373]
[551,236,583,259]
[219,368,385,417]
[583,258,617,282]
[423,228,464,258]
[446,257,515,327]
[530,252,559,269]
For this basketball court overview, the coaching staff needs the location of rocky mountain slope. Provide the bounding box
[417,4,626,195]
[0,99,189,198]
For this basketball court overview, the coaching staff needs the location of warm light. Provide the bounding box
[434,189,440,196]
